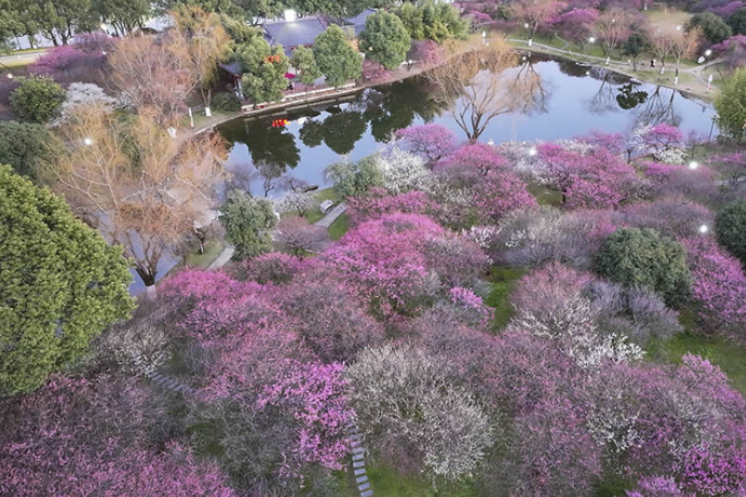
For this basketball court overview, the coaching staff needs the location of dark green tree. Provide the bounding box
[299,119,325,147]
[290,46,321,86]
[715,199,746,267]
[236,37,289,106]
[687,12,732,44]
[622,32,651,71]
[9,76,66,123]
[0,121,64,180]
[313,25,362,88]
[728,7,746,35]
[0,164,134,395]
[595,228,692,307]
[359,11,411,70]
[325,155,382,198]
[92,0,150,35]
[715,68,746,140]
[220,189,277,260]
[31,0,93,46]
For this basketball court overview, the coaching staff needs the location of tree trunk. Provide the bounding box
[136,266,157,287]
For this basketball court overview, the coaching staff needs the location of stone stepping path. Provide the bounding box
[348,423,373,497]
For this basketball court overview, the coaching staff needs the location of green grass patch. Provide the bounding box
[328,212,349,241]
[185,239,225,268]
[527,183,564,207]
[337,464,481,497]
[485,266,527,332]
[298,187,342,224]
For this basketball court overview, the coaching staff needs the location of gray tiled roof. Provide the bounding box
[263,17,327,52]
[342,8,376,26]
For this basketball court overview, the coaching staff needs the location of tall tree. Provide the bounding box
[313,25,362,87]
[670,26,701,85]
[171,6,232,107]
[715,68,746,140]
[0,164,133,395]
[42,105,227,287]
[0,121,64,180]
[290,46,321,86]
[235,36,289,105]
[92,0,150,36]
[359,11,411,70]
[32,0,93,46]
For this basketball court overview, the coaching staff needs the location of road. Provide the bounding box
[0,49,48,69]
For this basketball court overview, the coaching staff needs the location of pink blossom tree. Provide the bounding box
[680,236,746,335]
[549,8,600,49]
[395,124,457,162]
[406,39,444,70]
[346,187,438,226]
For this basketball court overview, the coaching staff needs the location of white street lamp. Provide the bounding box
[6,73,13,79]
[528,147,537,157]
[589,36,596,43]
[705,49,712,57]
[676,25,683,31]
[83,138,93,146]
[698,224,709,234]
[688,160,699,170]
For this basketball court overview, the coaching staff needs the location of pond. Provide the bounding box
[217,54,717,197]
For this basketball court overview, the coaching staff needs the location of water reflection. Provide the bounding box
[218,55,716,196]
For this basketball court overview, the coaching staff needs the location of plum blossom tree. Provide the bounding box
[627,476,693,497]
[346,187,437,225]
[395,124,457,162]
[274,216,328,255]
[596,8,633,65]
[274,190,316,217]
[680,236,746,334]
[549,8,600,49]
[346,344,493,482]
[406,39,444,70]
[376,146,432,194]
[509,0,565,46]
[235,252,304,284]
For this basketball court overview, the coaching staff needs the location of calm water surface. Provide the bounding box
[218,55,717,196]
[132,55,716,293]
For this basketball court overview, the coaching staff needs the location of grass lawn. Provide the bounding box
[337,464,481,497]
[302,188,342,224]
[328,212,349,240]
[644,8,692,32]
[485,266,527,332]
[184,239,224,268]
[527,183,564,207]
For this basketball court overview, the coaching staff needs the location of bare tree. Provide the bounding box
[595,8,632,65]
[42,105,227,287]
[651,32,675,75]
[274,216,328,255]
[508,0,563,47]
[427,38,541,142]
[670,26,701,85]
[108,36,199,125]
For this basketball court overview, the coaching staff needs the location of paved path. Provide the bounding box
[209,244,235,269]
[314,202,347,229]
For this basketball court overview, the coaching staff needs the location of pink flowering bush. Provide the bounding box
[643,162,718,202]
[549,8,600,47]
[395,124,457,162]
[346,187,438,226]
[680,236,746,334]
[627,476,693,497]
[444,142,510,177]
[0,375,237,497]
[322,213,445,319]
[234,251,305,284]
[257,361,355,474]
[434,286,492,328]
[618,197,714,239]
[159,269,283,342]
[537,143,641,208]
[475,169,538,223]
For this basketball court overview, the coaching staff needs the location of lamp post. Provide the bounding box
[525,23,532,46]
[688,160,699,170]
[528,146,537,157]
[587,36,595,63]
[83,137,93,146]
[698,224,709,234]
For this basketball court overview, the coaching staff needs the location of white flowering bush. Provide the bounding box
[274,191,317,216]
[53,82,117,127]
[376,146,432,194]
[346,344,493,482]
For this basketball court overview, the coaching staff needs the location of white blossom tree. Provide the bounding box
[376,147,432,194]
[53,83,117,127]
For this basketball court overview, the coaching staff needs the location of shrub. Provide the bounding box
[213,92,242,111]
[715,198,746,267]
[715,68,746,139]
[9,76,66,123]
[595,228,692,307]
[325,156,383,198]
[0,121,64,179]
[234,252,304,284]
[687,12,733,43]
